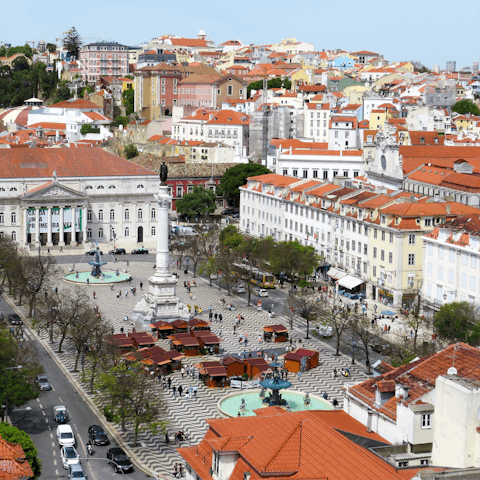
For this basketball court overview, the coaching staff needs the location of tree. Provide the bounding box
[63,27,82,59]
[54,80,72,103]
[95,362,168,446]
[452,99,480,116]
[124,144,139,159]
[402,290,430,353]
[434,302,480,345]
[269,240,320,287]
[351,312,376,374]
[46,43,56,53]
[122,88,134,116]
[12,56,30,72]
[285,285,320,339]
[114,115,129,128]
[216,163,270,205]
[176,186,216,219]
[0,423,41,479]
[246,77,292,98]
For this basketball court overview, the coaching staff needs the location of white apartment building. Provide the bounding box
[328,115,359,150]
[303,103,330,142]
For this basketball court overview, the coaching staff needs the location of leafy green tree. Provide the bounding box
[0,423,41,478]
[122,88,134,115]
[12,56,30,72]
[80,124,99,135]
[217,163,270,204]
[247,77,292,98]
[114,115,129,128]
[54,80,71,103]
[434,302,480,345]
[219,225,243,249]
[284,284,319,339]
[124,144,139,159]
[46,43,57,53]
[6,45,33,59]
[452,99,480,116]
[63,27,82,59]
[176,186,217,219]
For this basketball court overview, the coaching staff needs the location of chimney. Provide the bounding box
[244,473,251,480]
[446,203,451,214]
[366,410,373,433]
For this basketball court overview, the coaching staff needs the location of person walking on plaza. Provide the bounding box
[93,290,96,299]
[168,377,172,389]
[173,463,178,478]
[209,311,213,321]
[297,371,302,382]
[172,385,176,397]
[181,366,185,377]
[374,304,377,313]
[219,313,222,323]
[178,385,183,397]
[333,368,337,378]
[214,313,218,322]
[140,281,143,289]
[233,324,236,334]
[179,465,184,478]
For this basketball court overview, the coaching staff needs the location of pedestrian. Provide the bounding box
[140,281,143,289]
[86,277,90,286]
[374,304,377,313]
[209,311,213,321]
[193,386,197,398]
[127,260,129,267]
[214,313,218,321]
[410,330,413,339]
[179,465,184,478]
[178,385,183,396]
[219,314,223,323]
[60,246,63,253]
[93,290,96,299]
[191,367,195,378]
[125,290,129,297]
[371,319,375,327]
[298,371,302,382]
[168,377,172,389]
[208,305,212,312]
[120,327,124,334]
[388,325,391,332]
[233,325,236,334]
[332,398,339,408]
[181,367,185,377]
[172,386,176,397]
[174,463,178,478]
[333,368,337,378]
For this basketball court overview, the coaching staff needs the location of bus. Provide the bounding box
[232,263,275,288]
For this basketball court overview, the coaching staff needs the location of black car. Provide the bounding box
[221,208,236,215]
[106,447,133,473]
[85,249,103,256]
[108,248,126,255]
[8,313,22,325]
[131,247,149,254]
[88,425,109,446]
[36,374,52,391]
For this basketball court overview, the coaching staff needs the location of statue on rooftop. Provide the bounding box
[159,161,168,184]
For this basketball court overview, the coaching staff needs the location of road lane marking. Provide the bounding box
[58,397,63,403]
[56,469,58,475]
[36,398,40,402]
[53,451,56,457]
[52,442,55,447]
[42,411,46,416]
[51,386,55,391]
[45,418,48,423]
[50,433,53,439]
[39,404,42,408]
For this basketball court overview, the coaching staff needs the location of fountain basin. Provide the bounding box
[218,389,332,417]
[64,271,131,285]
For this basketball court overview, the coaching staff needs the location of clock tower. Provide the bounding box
[365,128,404,190]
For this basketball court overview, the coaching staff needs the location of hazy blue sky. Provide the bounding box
[1,0,478,69]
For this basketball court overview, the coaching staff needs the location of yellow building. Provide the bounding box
[343,85,368,104]
[369,109,388,131]
[118,77,134,93]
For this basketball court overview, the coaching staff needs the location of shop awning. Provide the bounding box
[326,268,347,280]
[337,275,364,290]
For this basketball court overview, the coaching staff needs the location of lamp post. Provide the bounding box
[443,290,457,302]
[351,334,356,365]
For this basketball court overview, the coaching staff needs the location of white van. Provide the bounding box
[56,425,76,447]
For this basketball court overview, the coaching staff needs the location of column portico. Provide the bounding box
[69,206,76,245]
[35,208,40,246]
[59,207,65,246]
[47,207,53,246]
[82,206,88,245]
[22,208,27,246]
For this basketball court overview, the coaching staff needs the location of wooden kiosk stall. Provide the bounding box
[163,350,183,371]
[244,358,270,378]
[196,361,228,388]
[189,318,211,332]
[171,319,189,333]
[169,333,201,356]
[108,334,135,352]
[143,353,173,375]
[284,348,319,373]
[149,320,174,340]
[263,324,289,343]
[222,356,245,378]
[193,331,221,354]
[128,332,156,349]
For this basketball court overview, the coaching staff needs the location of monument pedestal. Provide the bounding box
[133,184,190,325]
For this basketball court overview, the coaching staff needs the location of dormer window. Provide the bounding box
[381,214,386,224]
[420,137,425,143]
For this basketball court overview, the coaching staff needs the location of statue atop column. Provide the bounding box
[159,161,168,185]
[53,170,58,182]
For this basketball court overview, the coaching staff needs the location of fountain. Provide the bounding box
[89,249,107,278]
[260,360,292,407]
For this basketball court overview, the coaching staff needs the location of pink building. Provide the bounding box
[79,41,128,83]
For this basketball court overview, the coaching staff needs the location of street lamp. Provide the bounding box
[443,290,456,301]
[351,334,356,365]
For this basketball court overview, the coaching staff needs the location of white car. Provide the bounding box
[317,325,334,337]
[60,446,80,469]
[256,289,268,297]
[57,425,75,447]
[233,284,245,294]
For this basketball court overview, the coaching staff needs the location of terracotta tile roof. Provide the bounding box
[83,111,110,122]
[179,73,221,85]
[26,122,67,130]
[0,434,34,480]
[409,131,444,146]
[48,98,101,109]
[205,110,249,126]
[179,409,405,480]
[380,201,480,217]
[0,148,155,179]
[246,173,299,188]
[170,38,209,47]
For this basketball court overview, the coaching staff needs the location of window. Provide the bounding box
[227,85,233,95]
[424,218,432,227]
[138,209,143,220]
[398,462,409,467]
[373,247,377,259]
[98,210,103,220]
[381,250,385,261]
[381,231,385,241]
[177,186,183,198]
[151,208,156,220]
[125,227,129,237]
[11,231,16,241]
[283,169,288,176]
[408,253,415,265]
[87,210,92,221]
[124,209,130,220]
[408,234,415,245]
[313,170,318,178]
[110,209,115,221]
[463,253,468,265]
[87,229,92,238]
[374,229,377,239]
[213,453,219,474]
[0,213,3,224]
[420,460,429,466]
[98,228,104,238]
[137,184,145,189]
[389,252,393,264]
[10,213,16,224]
[292,169,298,177]
[421,413,431,429]
[151,226,156,236]
[373,266,377,277]
[438,246,444,259]
[389,233,394,243]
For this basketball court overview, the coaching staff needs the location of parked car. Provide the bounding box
[68,463,87,480]
[85,249,103,256]
[221,208,236,215]
[108,248,126,255]
[60,446,80,469]
[53,405,68,423]
[56,425,76,447]
[255,289,269,297]
[37,374,52,391]
[231,213,240,219]
[233,284,246,294]
[8,313,22,325]
[106,447,133,473]
[316,325,334,337]
[88,425,109,446]
[369,343,393,355]
[131,247,149,254]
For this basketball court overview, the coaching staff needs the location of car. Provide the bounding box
[53,405,68,423]
[85,249,103,256]
[221,208,236,215]
[57,425,76,447]
[369,343,393,355]
[231,213,240,219]
[131,247,149,254]
[255,289,268,297]
[316,325,334,337]
[233,284,246,294]
[60,446,80,469]
[88,425,109,446]
[68,464,87,480]
[106,447,133,473]
[108,248,126,255]
[8,313,22,325]
[37,374,52,391]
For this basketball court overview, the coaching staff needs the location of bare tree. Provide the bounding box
[351,312,376,375]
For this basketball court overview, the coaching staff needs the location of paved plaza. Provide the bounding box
[27,257,371,477]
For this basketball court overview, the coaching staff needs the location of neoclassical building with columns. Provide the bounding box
[0,148,160,248]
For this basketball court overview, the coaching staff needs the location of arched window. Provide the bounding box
[87,210,92,221]
[98,228,104,238]
[108,185,116,189]
[151,226,156,236]
[11,231,16,241]
[110,209,115,220]
[9,187,17,192]
[125,227,129,237]
[137,184,144,189]
[87,229,92,238]
[85,185,93,190]
[11,213,16,224]
[98,210,104,220]
[138,208,143,220]
[151,208,156,219]
[97,185,105,189]
[0,213,4,224]
[124,209,129,220]
[0,188,5,192]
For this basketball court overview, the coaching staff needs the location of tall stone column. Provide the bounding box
[35,208,40,246]
[47,207,53,246]
[82,206,88,244]
[59,207,65,246]
[22,208,28,246]
[69,206,76,245]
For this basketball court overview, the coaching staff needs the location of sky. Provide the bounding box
[1,0,478,69]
